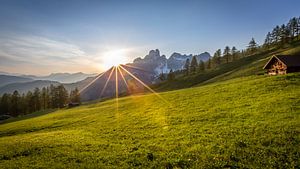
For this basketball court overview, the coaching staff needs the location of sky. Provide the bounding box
[0,0,299,75]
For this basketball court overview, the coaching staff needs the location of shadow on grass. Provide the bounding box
[0,109,58,125]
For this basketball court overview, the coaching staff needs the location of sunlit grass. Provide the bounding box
[0,73,299,168]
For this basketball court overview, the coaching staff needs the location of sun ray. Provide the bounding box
[115,66,119,112]
[121,64,154,74]
[119,65,169,104]
[79,72,105,94]
[117,66,129,89]
[99,66,115,98]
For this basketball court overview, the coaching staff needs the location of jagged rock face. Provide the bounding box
[167,52,211,71]
[132,49,211,74]
[133,49,168,74]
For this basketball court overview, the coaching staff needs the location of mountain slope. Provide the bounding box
[0,75,33,88]
[155,44,300,91]
[0,74,299,168]
[0,80,60,94]
[0,76,95,95]
[22,72,96,83]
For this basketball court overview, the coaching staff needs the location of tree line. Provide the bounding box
[0,84,80,117]
[264,16,300,48]
[162,16,300,78]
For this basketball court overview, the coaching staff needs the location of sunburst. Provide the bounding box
[79,64,169,112]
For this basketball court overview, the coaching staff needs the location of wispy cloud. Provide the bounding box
[0,34,99,75]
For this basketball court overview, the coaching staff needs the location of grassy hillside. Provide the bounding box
[0,73,299,168]
[155,43,300,91]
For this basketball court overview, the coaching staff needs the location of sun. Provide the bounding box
[101,49,129,69]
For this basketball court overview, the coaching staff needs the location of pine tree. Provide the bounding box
[167,69,175,81]
[231,46,238,61]
[289,17,298,40]
[26,91,35,113]
[56,85,69,108]
[223,46,231,63]
[11,90,20,117]
[273,26,281,43]
[279,24,288,45]
[41,87,48,110]
[33,87,41,111]
[49,84,56,108]
[212,49,222,67]
[297,16,300,39]
[19,94,27,115]
[190,56,198,73]
[184,58,190,75]
[264,32,272,47]
[0,93,10,115]
[248,38,258,54]
[158,72,166,81]
[198,60,205,72]
[70,88,81,104]
[206,58,212,69]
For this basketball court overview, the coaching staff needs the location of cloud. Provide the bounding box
[0,33,156,75]
[0,34,99,74]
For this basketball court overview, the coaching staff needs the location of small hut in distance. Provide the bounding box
[263,55,300,75]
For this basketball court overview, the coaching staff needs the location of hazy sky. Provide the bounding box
[0,0,299,75]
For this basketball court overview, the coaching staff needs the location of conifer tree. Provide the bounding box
[167,69,175,81]
[206,58,212,69]
[0,93,10,115]
[198,60,205,72]
[190,56,198,73]
[248,38,258,54]
[212,49,222,67]
[70,88,81,103]
[11,90,20,117]
[184,58,190,75]
[231,46,238,61]
[158,72,166,81]
[33,87,41,111]
[223,46,231,63]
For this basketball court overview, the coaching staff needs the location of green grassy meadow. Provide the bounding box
[0,73,299,168]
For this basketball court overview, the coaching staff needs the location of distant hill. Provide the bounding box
[22,72,96,83]
[0,75,33,88]
[0,80,60,94]
[0,76,95,95]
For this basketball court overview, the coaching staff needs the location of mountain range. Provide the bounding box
[132,49,211,75]
[80,49,211,101]
[0,49,211,98]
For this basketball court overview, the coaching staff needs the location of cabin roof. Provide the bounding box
[263,55,300,69]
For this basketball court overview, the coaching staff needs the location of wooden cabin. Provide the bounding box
[263,55,300,75]
[68,102,80,108]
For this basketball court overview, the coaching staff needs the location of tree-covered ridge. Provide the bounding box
[0,85,80,118]
[160,16,300,80]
